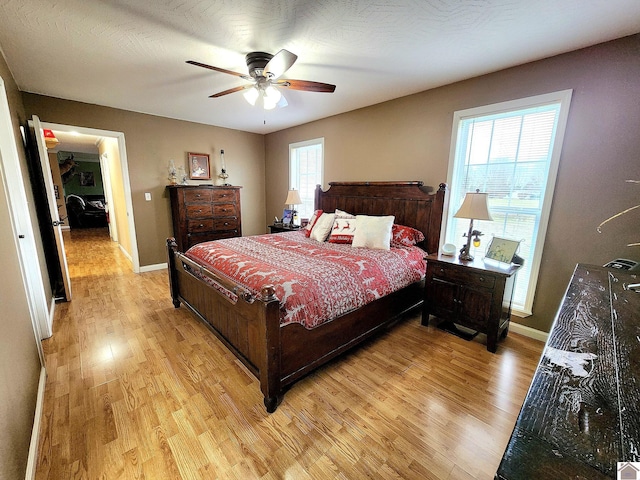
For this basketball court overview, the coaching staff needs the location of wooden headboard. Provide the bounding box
[314,181,448,254]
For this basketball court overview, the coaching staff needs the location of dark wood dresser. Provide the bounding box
[496,264,640,479]
[422,253,520,352]
[168,185,242,251]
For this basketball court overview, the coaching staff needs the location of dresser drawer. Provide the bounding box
[188,219,214,232]
[213,218,239,231]
[431,264,496,290]
[184,189,213,203]
[186,204,213,218]
[212,190,235,202]
[213,203,237,216]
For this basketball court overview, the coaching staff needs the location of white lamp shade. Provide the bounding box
[454,191,493,221]
[284,189,302,206]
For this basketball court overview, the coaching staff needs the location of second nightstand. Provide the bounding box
[422,253,520,352]
[268,224,302,234]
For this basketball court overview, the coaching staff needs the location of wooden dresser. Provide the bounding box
[168,185,242,251]
[496,264,640,479]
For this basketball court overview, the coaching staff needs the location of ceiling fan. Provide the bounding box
[187,49,336,109]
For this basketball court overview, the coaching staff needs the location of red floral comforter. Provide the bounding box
[185,231,426,329]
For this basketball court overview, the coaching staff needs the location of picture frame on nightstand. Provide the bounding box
[282,209,293,225]
[485,236,521,264]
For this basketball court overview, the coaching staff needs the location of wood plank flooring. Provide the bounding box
[35,228,544,479]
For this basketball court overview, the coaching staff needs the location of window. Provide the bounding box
[289,138,324,220]
[445,90,572,315]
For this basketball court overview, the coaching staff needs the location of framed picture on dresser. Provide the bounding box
[188,152,211,180]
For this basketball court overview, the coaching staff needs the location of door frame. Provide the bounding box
[39,122,140,273]
[99,150,118,243]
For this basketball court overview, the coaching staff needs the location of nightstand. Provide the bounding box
[422,253,520,352]
[268,224,302,234]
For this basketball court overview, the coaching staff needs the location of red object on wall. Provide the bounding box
[42,129,59,149]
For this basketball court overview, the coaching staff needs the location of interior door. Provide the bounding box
[31,115,72,301]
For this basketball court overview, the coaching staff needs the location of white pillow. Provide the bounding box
[351,215,395,250]
[310,213,336,242]
[335,208,355,218]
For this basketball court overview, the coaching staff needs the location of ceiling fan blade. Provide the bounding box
[209,85,254,98]
[187,60,252,80]
[275,79,336,93]
[264,49,297,79]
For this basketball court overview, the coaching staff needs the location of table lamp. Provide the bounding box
[454,189,493,261]
[284,189,302,226]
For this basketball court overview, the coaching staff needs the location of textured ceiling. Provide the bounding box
[1,0,639,134]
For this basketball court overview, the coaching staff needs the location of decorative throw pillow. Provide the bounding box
[310,213,336,242]
[351,215,395,250]
[335,208,355,219]
[304,209,323,237]
[328,217,357,244]
[391,224,425,247]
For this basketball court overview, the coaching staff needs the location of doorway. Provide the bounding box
[37,122,140,285]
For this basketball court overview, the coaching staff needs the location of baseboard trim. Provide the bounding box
[139,262,168,273]
[510,321,548,343]
[25,367,47,480]
[119,244,133,262]
[40,296,55,339]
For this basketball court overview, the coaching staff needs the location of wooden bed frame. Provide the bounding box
[167,181,447,412]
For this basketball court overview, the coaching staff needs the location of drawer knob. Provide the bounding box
[196,194,201,198]
[198,224,204,228]
[224,222,229,226]
[479,277,485,282]
[439,268,444,273]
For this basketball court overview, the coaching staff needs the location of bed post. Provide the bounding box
[166,238,181,308]
[314,184,322,210]
[426,183,448,255]
[258,285,282,412]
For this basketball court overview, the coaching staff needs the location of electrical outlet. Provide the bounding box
[144,192,151,201]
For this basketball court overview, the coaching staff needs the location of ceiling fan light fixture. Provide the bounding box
[263,96,277,110]
[263,85,282,109]
[264,85,281,102]
[243,86,259,106]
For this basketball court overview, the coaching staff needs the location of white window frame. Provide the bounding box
[444,90,572,316]
[289,137,324,220]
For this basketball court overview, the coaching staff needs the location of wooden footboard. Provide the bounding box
[167,238,282,411]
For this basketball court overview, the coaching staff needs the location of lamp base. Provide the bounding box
[458,246,474,262]
[458,252,474,262]
[459,218,475,262]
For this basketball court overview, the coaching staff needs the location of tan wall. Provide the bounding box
[98,137,132,256]
[21,96,266,266]
[266,34,640,333]
[0,58,43,479]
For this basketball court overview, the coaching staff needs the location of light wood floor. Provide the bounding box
[35,228,544,479]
